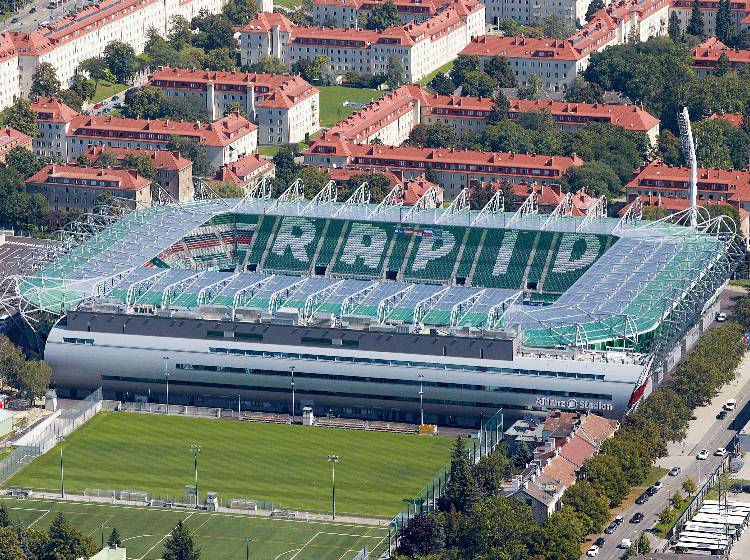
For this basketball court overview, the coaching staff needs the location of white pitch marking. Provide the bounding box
[27,510,49,528]
[136,511,194,560]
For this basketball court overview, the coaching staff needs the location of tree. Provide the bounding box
[0,505,9,528]
[484,55,516,88]
[635,531,652,555]
[5,148,44,180]
[30,63,61,99]
[580,454,629,506]
[716,0,733,43]
[692,119,734,169]
[396,512,445,556]
[365,0,401,30]
[344,172,392,202]
[123,153,157,180]
[2,98,38,138]
[406,124,457,148]
[298,167,331,198]
[385,55,404,88]
[487,90,510,124]
[668,12,681,42]
[0,525,24,560]
[104,41,138,84]
[636,387,692,442]
[191,11,238,51]
[438,436,479,513]
[168,15,194,49]
[58,90,84,112]
[122,87,167,119]
[272,144,302,186]
[79,57,112,84]
[715,52,732,76]
[223,0,259,25]
[538,506,586,560]
[16,360,52,400]
[163,520,200,560]
[248,55,286,75]
[68,71,97,101]
[585,0,604,21]
[564,77,603,103]
[461,496,540,559]
[682,478,697,495]
[47,512,97,560]
[450,55,480,87]
[671,491,686,510]
[473,446,511,499]
[167,136,213,177]
[95,150,119,168]
[517,74,541,100]
[658,129,682,165]
[204,48,237,71]
[107,527,122,548]
[541,14,570,38]
[461,71,496,98]
[686,0,705,38]
[561,481,609,534]
[511,441,533,473]
[563,161,621,200]
[742,98,750,133]
[212,182,245,198]
[428,73,455,95]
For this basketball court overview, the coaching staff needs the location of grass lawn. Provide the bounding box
[274,0,302,8]
[0,496,388,560]
[257,146,282,157]
[318,86,383,128]
[419,61,454,85]
[7,412,453,518]
[91,81,129,104]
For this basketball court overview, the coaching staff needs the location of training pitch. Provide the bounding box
[7,412,453,517]
[0,496,389,560]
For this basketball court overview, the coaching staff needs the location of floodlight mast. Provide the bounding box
[678,107,698,228]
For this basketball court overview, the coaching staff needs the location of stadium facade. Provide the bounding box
[2,190,738,426]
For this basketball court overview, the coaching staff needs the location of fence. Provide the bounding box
[0,387,103,483]
[115,402,222,418]
[384,409,504,556]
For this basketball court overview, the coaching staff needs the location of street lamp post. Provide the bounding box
[163,356,170,415]
[245,537,252,560]
[418,374,424,426]
[290,366,295,424]
[328,454,339,519]
[190,444,201,507]
[57,436,66,498]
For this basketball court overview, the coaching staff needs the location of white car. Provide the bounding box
[586,544,600,557]
[717,312,727,322]
[620,538,632,549]
[716,448,728,457]
[725,399,737,411]
[697,449,709,460]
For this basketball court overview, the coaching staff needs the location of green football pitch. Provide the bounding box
[7,412,453,517]
[0,496,389,560]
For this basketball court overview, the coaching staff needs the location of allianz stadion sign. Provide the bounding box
[535,397,613,412]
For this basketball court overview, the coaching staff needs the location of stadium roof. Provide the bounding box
[4,197,736,352]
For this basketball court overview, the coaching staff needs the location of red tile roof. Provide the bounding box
[707,112,743,127]
[148,67,318,110]
[0,33,17,62]
[214,153,275,185]
[240,11,295,34]
[68,113,257,148]
[82,146,192,172]
[460,35,588,61]
[692,36,750,67]
[0,127,32,157]
[327,86,419,142]
[404,174,443,204]
[508,99,660,132]
[30,97,79,123]
[315,167,403,187]
[26,164,151,192]
[578,413,619,446]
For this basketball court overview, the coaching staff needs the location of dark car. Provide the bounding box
[30,6,36,12]
[630,512,644,524]
[604,523,618,534]
[717,410,729,419]
[636,493,649,504]
[743,485,750,493]
[595,537,606,547]
[10,16,18,22]
[647,486,659,496]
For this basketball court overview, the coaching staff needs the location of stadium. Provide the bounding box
[0,182,739,426]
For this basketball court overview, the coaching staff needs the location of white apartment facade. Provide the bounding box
[312,0,459,27]
[671,0,750,37]
[0,35,20,111]
[240,0,486,82]
[148,67,320,145]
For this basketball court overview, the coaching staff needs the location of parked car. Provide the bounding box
[652,480,663,491]
[586,544,600,557]
[697,449,710,460]
[725,399,737,411]
[717,410,728,419]
[743,484,750,493]
[30,6,36,12]
[10,17,18,22]
[636,493,649,504]
[112,95,120,101]
[716,448,728,457]
[630,512,644,523]
[717,312,728,322]
[620,538,632,549]
[594,537,606,547]
[669,467,682,476]
[604,523,617,534]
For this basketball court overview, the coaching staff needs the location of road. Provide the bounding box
[1,0,93,33]
[587,351,750,560]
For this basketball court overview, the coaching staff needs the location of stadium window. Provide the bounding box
[234,332,263,340]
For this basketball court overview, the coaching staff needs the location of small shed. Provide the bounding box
[0,410,14,438]
[44,389,57,412]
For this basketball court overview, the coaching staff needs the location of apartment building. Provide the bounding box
[328,84,660,145]
[82,146,194,202]
[148,67,320,145]
[691,37,750,76]
[304,133,583,199]
[671,0,750,37]
[30,98,258,170]
[0,127,33,164]
[213,153,276,191]
[26,164,153,212]
[240,0,486,82]
[312,0,459,27]
[0,0,229,107]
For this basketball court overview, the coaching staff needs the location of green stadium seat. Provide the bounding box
[330,221,396,278]
[403,226,466,283]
